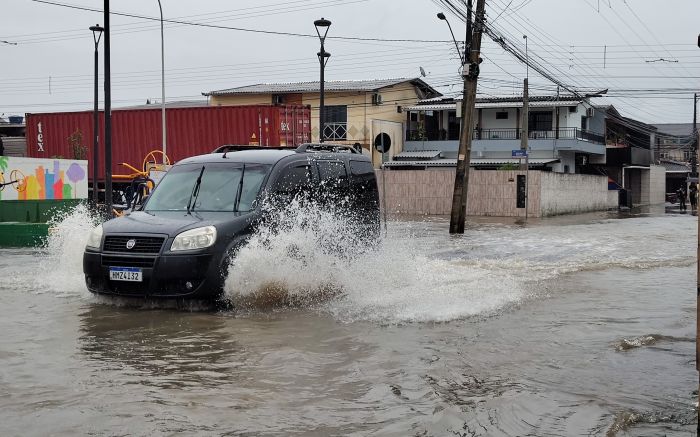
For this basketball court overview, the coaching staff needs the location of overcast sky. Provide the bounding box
[1,0,698,125]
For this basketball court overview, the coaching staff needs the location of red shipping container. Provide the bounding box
[25,105,311,181]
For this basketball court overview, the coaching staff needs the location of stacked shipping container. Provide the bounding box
[25,105,311,181]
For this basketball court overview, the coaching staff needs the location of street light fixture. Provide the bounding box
[437,13,464,65]
[314,17,331,143]
[89,24,104,207]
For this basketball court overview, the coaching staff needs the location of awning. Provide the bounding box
[382,158,559,168]
[404,101,580,112]
[383,159,457,168]
[471,158,560,165]
[393,150,441,160]
[404,104,455,111]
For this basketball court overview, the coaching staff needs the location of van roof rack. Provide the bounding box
[212,145,295,154]
[295,143,361,154]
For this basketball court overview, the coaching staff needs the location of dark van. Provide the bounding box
[83,144,380,300]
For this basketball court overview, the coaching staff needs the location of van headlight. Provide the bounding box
[171,226,217,251]
[86,225,103,249]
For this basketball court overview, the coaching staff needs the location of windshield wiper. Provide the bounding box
[186,166,205,215]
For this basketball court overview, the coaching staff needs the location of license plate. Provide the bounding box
[109,267,143,282]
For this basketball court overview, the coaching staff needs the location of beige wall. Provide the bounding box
[377,169,541,217]
[376,169,616,217]
[208,82,421,164]
[210,94,272,106]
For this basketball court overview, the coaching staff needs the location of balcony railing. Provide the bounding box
[322,122,347,141]
[472,127,604,144]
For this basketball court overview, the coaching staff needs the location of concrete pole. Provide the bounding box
[520,78,529,221]
[449,0,486,234]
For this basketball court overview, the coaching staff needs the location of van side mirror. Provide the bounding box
[138,194,149,210]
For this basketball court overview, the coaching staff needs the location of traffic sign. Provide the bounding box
[512,149,528,157]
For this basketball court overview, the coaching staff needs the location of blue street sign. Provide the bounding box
[512,149,528,157]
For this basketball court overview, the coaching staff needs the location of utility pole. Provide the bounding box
[693,93,697,177]
[449,0,486,234]
[693,31,700,435]
[104,0,113,217]
[520,78,529,221]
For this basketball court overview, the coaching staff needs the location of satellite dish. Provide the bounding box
[419,66,427,77]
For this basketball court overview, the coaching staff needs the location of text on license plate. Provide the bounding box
[109,267,142,282]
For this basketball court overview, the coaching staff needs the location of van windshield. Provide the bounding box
[144,162,271,212]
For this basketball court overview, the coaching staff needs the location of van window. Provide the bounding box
[349,160,374,176]
[145,163,270,212]
[317,160,347,183]
[275,165,314,194]
[349,159,379,212]
[238,164,270,212]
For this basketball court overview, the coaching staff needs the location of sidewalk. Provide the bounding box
[665,202,698,216]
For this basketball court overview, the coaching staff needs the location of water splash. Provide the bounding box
[41,202,101,296]
[223,200,526,323]
[614,334,694,352]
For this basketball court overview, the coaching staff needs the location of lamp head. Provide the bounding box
[314,18,332,28]
[90,24,104,45]
[437,12,446,20]
[314,17,331,41]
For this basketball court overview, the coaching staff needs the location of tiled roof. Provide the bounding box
[659,159,690,173]
[653,123,697,137]
[204,78,440,98]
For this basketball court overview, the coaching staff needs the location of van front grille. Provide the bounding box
[104,236,165,254]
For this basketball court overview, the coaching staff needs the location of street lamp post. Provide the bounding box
[157,0,166,163]
[314,18,331,143]
[437,13,464,65]
[89,24,104,207]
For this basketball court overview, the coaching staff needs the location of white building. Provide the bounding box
[386,95,607,174]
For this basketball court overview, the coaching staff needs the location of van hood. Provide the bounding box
[101,211,248,236]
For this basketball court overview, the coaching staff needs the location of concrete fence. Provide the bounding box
[376,169,619,217]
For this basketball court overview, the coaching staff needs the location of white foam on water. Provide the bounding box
[40,203,100,297]
[223,201,526,323]
[224,206,696,323]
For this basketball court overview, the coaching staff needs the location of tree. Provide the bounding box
[68,128,87,160]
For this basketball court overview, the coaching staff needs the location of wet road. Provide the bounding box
[0,206,696,436]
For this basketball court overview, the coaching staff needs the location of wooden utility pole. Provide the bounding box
[520,78,529,221]
[449,0,486,234]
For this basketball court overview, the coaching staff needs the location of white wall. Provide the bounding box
[479,108,519,129]
[540,172,616,216]
[551,150,576,173]
[645,165,666,205]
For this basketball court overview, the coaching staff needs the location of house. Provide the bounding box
[202,78,441,166]
[652,123,698,163]
[596,107,661,206]
[384,95,665,208]
[390,94,607,173]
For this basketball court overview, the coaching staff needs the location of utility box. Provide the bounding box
[618,188,632,208]
[517,175,527,208]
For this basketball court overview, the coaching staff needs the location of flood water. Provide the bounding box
[0,206,696,436]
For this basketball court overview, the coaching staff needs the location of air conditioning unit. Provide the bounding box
[586,107,595,117]
[372,93,383,105]
[272,95,284,105]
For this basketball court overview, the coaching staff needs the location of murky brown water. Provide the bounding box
[0,207,696,436]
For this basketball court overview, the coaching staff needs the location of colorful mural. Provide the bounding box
[0,157,88,201]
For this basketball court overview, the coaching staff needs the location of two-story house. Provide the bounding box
[203,78,441,167]
[388,94,607,174]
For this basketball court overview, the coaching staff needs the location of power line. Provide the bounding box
[28,0,451,44]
